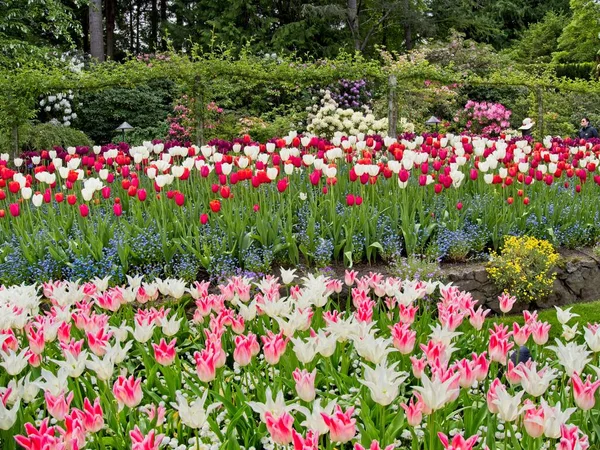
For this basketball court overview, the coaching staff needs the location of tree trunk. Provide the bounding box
[89,0,104,61]
[129,0,135,53]
[151,0,158,52]
[106,0,116,59]
[404,23,412,50]
[81,5,90,53]
[347,0,361,51]
[160,0,167,49]
[136,0,141,54]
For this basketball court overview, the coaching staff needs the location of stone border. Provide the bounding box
[443,248,600,314]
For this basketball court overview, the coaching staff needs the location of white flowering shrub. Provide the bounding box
[306,90,413,138]
[39,90,78,127]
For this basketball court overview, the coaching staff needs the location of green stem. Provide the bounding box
[429,409,436,450]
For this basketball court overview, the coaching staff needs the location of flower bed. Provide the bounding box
[0,273,599,449]
[2,133,600,285]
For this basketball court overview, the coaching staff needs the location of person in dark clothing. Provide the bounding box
[577,117,599,139]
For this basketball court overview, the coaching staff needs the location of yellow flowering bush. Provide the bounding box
[486,236,560,303]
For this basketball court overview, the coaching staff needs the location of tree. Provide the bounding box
[89,0,104,61]
[553,0,600,63]
[508,11,566,63]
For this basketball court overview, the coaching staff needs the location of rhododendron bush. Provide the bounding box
[0,273,599,450]
[1,132,600,285]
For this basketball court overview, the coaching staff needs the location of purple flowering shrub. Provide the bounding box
[330,79,372,109]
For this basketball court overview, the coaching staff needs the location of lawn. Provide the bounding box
[490,300,600,340]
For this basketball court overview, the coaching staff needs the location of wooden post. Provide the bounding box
[194,76,205,147]
[11,125,19,156]
[536,86,544,138]
[388,74,398,138]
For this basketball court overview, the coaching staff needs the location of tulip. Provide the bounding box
[8,203,19,217]
[209,199,221,213]
[113,203,123,216]
[293,368,316,402]
[152,338,177,366]
[112,375,143,410]
[200,213,209,225]
[79,204,89,217]
[321,405,356,443]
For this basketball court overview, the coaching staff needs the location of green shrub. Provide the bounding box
[0,122,92,152]
[76,78,179,144]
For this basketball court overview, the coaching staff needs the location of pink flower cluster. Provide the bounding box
[455,100,512,135]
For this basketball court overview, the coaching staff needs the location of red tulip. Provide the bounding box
[524,197,530,205]
[137,189,147,201]
[200,165,210,177]
[253,204,260,212]
[470,169,478,180]
[174,192,185,206]
[346,194,355,206]
[209,199,221,213]
[576,185,581,193]
[434,184,443,194]
[127,186,137,197]
[277,178,288,193]
[55,192,64,203]
[0,190,5,200]
[456,202,463,210]
[220,186,231,199]
[0,210,4,218]
[67,195,77,205]
[200,213,209,224]
[355,195,363,206]
[9,203,19,217]
[113,203,123,216]
[79,204,89,217]
[8,181,19,194]
[399,169,410,183]
[507,197,514,205]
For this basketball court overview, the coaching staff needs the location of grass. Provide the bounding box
[488,300,600,341]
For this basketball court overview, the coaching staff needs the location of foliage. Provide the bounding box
[76,78,179,144]
[391,255,443,281]
[507,11,566,63]
[0,122,92,152]
[553,0,600,63]
[487,236,560,303]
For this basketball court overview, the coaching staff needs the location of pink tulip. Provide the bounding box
[45,391,74,421]
[531,321,551,345]
[390,322,416,355]
[399,304,418,325]
[488,334,514,365]
[410,356,427,379]
[15,419,62,450]
[523,400,545,438]
[556,424,589,450]
[25,324,45,355]
[292,429,319,450]
[571,372,600,410]
[265,411,294,445]
[400,396,424,426]
[321,405,356,443]
[152,338,177,366]
[112,375,143,410]
[438,432,479,450]
[354,441,395,450]
[129,426,164,450]
[234,333,258,366]
[293,368,316,402]
[472,352,490,381]
[261,330,288,365]
[498,293,517,313]
[512,323,531,346]
[194,348,218,382]
[82,397,104,433]
[486,378,505,414]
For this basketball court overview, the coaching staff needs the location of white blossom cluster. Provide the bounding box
[306,90,388,138]
[39,91,77,127]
